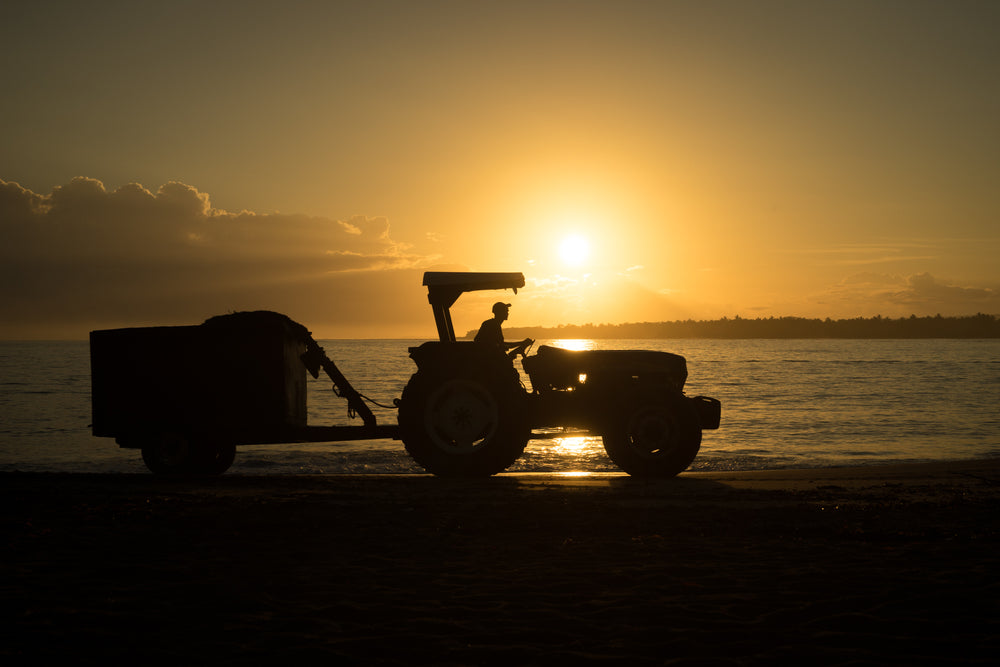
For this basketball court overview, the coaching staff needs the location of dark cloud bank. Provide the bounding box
[2,177,996,339]
[0,177,438,338]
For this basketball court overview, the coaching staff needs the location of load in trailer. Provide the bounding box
[90,271,720,476]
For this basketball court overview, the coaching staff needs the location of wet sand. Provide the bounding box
[3,459,999,665]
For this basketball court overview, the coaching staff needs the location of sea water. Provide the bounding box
[1,339,998,474]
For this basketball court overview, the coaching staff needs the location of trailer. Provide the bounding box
[90,310,397,474]
[91,271,720,476]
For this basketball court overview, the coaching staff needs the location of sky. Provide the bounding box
[2,0,998,339]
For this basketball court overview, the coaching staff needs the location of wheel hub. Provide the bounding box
[426,379,499,451]
[628,409,674,456]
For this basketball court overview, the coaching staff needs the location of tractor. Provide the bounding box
[397,272,721,477]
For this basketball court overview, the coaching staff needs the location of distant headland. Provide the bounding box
[465,313,1000,339]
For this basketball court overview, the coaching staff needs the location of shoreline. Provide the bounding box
[4,459,998,664]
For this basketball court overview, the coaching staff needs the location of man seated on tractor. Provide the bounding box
[475,302,532,360]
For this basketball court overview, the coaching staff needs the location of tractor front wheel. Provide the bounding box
[602,396,701,477]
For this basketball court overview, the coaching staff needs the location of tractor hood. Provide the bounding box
[523,344,688,393]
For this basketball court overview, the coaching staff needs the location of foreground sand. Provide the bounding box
[3,459,999,665]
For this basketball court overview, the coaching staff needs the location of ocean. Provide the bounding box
[1,338,998,475]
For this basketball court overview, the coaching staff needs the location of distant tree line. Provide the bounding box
[466,313,1000,339]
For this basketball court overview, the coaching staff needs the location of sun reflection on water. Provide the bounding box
[549,339,595,351]
[553,435,589,454]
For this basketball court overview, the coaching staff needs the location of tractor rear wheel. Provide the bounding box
[602,395,701,477]
[398,369,530,477]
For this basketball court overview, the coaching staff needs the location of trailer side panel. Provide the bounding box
[90,314,307,446]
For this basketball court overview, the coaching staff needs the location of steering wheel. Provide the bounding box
[507,338,534,361]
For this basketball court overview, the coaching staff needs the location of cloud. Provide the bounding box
[814,272,1000,316]
[798,242,939,266]
[3,177,427,266]
[892,272,999,311]
[0,177,439,337]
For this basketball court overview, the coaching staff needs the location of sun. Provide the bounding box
[558,234,591,267]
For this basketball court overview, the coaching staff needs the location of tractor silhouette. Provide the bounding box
[91,271,720,476]
[397,272,720,477]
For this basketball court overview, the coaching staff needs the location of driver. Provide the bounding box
[475,302,532,358]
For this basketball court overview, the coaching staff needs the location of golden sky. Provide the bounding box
[2,1,998,338]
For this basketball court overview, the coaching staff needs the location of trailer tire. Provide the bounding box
[141,431,197,475]
[192,441,237,475]
[602,395,701,477]
[398,369,530,477]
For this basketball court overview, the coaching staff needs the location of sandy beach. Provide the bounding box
[3,459,998,665]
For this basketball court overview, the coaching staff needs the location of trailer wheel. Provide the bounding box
[141,433,236,475]
[398,371,529,476]
[141,431,197,475]
[602,396,701,477]
[192,441,237,475]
